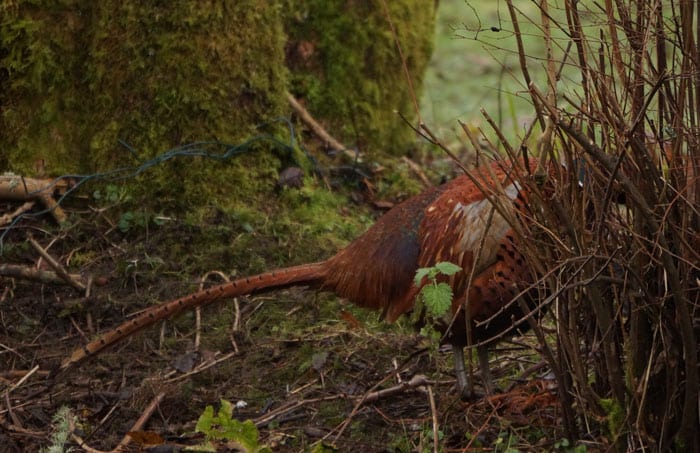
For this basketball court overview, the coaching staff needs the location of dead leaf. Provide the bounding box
[127,431,165,446]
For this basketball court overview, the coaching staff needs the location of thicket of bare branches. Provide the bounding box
[460,1,699,450]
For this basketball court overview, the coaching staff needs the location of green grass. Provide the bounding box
[420,0,573,144]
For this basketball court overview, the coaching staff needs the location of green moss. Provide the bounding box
[2,1,435,279]
[2,0,436,173]
[1,2,288,185]
[1,1,89,174]
[374,159,427,200]
[276,185,373,250]
[316,399,349,426]
[86,2,287,159]
[599,397,625,439]
[285,0,436,157]
[82,1,289,211]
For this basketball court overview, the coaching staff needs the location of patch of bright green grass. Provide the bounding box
[421,0,573,143]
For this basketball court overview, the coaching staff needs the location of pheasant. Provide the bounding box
[59,158,548,397]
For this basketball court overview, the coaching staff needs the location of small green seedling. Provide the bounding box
[413,261,462,341]
[192,399,270,452]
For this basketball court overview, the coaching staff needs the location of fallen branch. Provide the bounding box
[427,384,439,453]
[195,271,233,352]
[0,263,82,287]
[0,369,51,380]
[254,394,346,428]
[161,350,239,384]
[0,174,70,224]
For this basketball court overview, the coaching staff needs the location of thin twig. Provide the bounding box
[27,235,85,291]
[195,271,231,352]
[286,92,360,162]
[4,365,39,395]
[361,374,431,403]
[427,384,439,453]
[116,392,166,451]
[162,351,239,384]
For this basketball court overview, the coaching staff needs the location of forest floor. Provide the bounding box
[0,187,592,452]
[1,3,590,449]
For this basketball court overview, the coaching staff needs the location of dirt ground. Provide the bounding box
[1,198,574,452]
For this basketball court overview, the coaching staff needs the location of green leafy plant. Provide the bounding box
[414,261,461,318]
[413,261,462,341]
[117,210,167,233]
[92,184,168,233]
[92,184,128,204]
[193,399,270,452]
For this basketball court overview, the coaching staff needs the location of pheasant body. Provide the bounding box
[61,159,545,395]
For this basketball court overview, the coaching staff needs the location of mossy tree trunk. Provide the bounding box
[1,0,435,211]
[285,0,436,155]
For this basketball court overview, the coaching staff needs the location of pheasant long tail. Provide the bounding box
[59,262,328,373]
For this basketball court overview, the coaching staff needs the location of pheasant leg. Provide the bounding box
[477,345,494,394]
[452,344,471,398]
[452,344,494,399]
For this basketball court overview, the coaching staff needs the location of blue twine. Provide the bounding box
[1,117,321,254]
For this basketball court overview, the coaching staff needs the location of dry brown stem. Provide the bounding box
[481,0,699,448]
